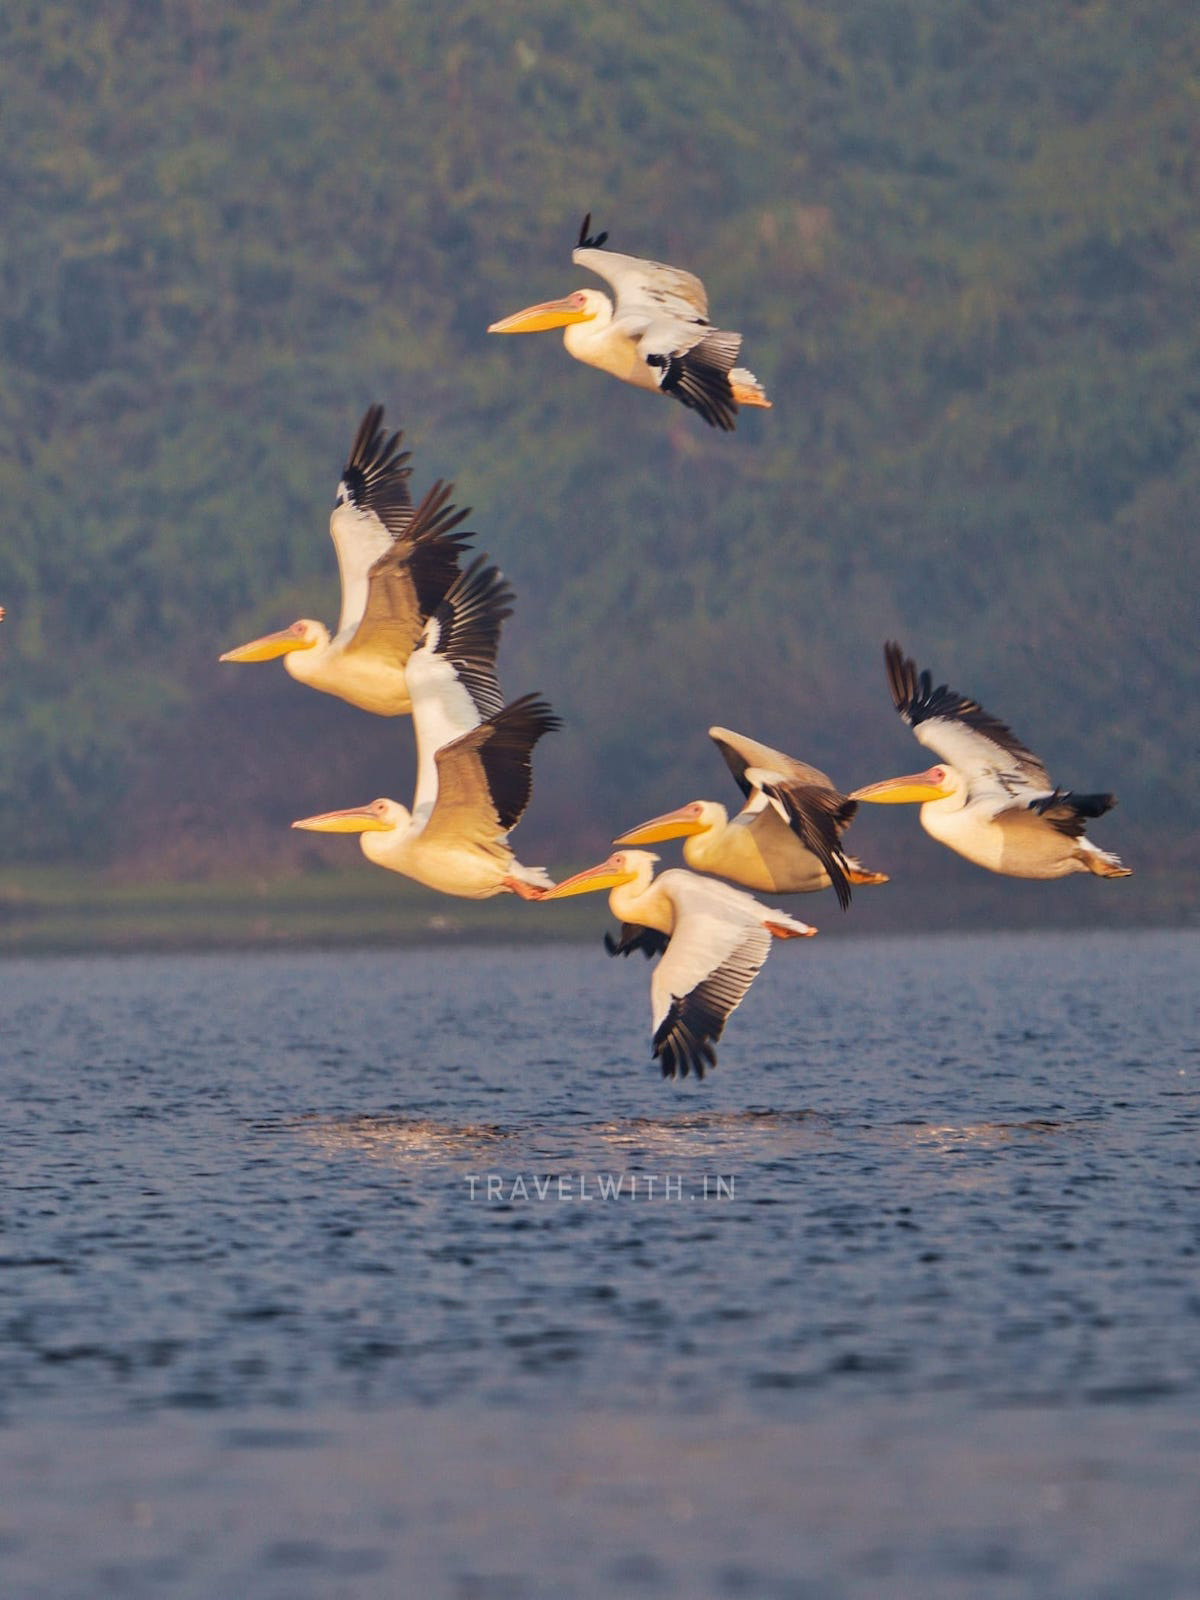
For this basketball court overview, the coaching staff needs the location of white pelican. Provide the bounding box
[292,560,559,899]
[614,726,888,910]
[220,407,472,714]
[544,849,815,1079]
[850,642,1132,880]
[487,215,771,431]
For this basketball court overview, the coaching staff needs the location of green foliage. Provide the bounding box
[0,0,1196,900]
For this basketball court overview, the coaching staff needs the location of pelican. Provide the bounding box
[488,215,771,431]
[614,726,888,910]
[292,560,559,899]
[850,642,1132,880]
[543,849,815,1079]
[220,407,472,714]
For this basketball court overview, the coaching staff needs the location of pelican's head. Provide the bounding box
[542,849,658,899]
[488,288,606,335]
[849,764,961,806]
[291,797,409,836]
[613,800,722,847]
[220,618,326,664]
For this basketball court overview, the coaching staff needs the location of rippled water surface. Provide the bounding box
[1,930,1197,1597]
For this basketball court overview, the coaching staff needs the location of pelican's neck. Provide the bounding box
[360,809,414,866]
[609,859,668,930]
[680,805,730,873]
[920,768,971,827]
[281,625,332,683]
[563,294,632,374]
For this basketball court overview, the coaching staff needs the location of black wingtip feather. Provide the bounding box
[470,693,562,833]
[882,640,1043,774]
[370,477,477,619]
[427,553,515,718]
[762,780,855,910]
[577,212,608,250]
[657,331,743,430]
[1028,789,1118,836]
[653,1001,720,1080]
[341,404,413,525]
[604,924,670,961]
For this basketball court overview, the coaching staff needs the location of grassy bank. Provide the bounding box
[0,866,603,955]
[0,862,1191,957]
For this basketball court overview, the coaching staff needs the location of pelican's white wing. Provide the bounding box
[329,405,414,637]
[649,870,775,1080]
[884,642,1052,804]
[573,245,710,326]
[342,480,473,672]
[709,726,834,796]
[419,695,561,853]
[407,557,512,820]
[709,727,854,908]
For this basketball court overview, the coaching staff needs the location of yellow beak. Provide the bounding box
[614,805,708,846]
[488,297,594,334]
[542,859,638,899]
[291,807,392,835]
[220,626,312,664]
[850,767,954,804]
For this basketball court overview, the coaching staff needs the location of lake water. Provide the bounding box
[1,929,1197,1597]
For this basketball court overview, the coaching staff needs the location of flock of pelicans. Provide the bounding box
[220,219,1131,1081]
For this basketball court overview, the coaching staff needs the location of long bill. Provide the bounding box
[541,856,638,899]
[614,805,707,846]
[849,767,955,804]
[220,625,313,663]
[291,807,392,834]
[487,297,594,334]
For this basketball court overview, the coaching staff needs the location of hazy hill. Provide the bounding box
[0,0,1196,926]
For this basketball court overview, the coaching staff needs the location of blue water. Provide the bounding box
[1,930,1197,1597]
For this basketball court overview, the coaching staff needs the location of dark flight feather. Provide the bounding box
[340,404,413,536]
[653,329,743,430]
[761,780,856,910]
[651,933,765,1080]
[604,924,669,961]
[883,641,1046,776]
[426,554,514,720]
[442,694,561,834]
[577,212,608,250]
[1027,789,1117,838]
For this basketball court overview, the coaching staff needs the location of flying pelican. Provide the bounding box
[850,642,1132,879]
[614,726,888,910]
[543,849,815,1079]
[488,215,771,431]
[292,560,560,899]
[220,407,472,714]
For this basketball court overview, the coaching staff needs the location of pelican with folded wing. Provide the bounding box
[851,642,1132,879]
[220,406,472,714]
[488,216,771,431]
[544,849,815,1079]
[292,559,559,899]
[615,726,888,910]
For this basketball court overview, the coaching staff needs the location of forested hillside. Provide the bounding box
[1,1,1196,922]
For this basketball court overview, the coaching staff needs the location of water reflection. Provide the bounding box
[284,1109,1080,1172]
[904,1118,1074,1151]
[284,1106,837,1171]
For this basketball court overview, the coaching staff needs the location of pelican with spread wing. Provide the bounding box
[488,216,771,431]
[615,726,888,910]
[220,407,472,714]
[543,849,815,1079]
[292,558,559,899]
[851,643,1132,880]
